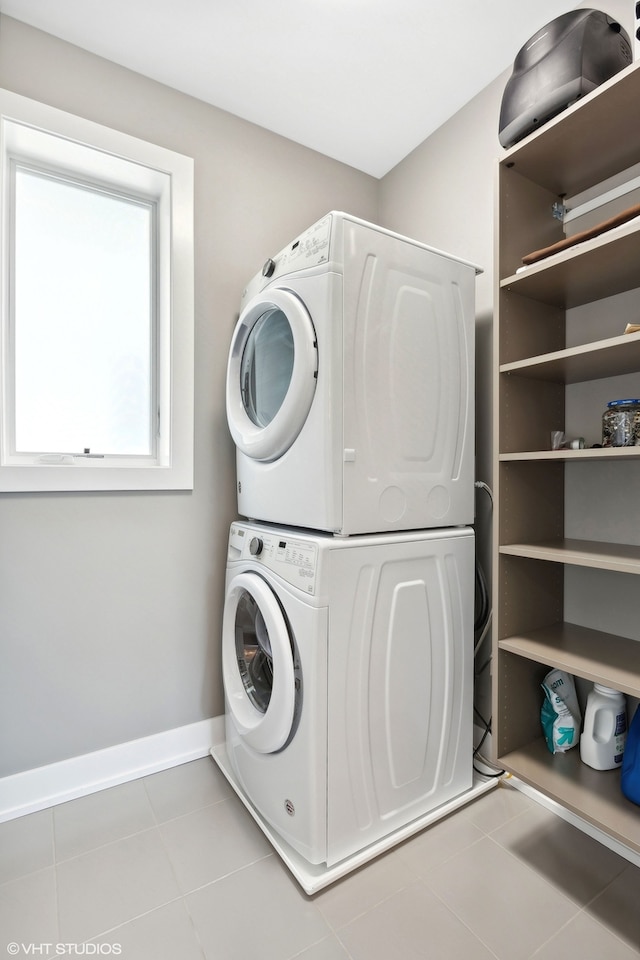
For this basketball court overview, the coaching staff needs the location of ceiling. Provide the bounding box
[0,0,582,178]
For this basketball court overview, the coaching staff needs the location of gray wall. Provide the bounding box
[0,16,378,777]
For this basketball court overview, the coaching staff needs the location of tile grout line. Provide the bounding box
[82,892,188,945]
[144,769,278,896]
[53,822,160,867]
[314,872,423,935]
[482,828,586,912]
[286,931,357,960]
[574,866,640,956]
[51,780,231,867]
[413,874,503,960]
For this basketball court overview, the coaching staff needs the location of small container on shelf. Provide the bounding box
[602,399,640,447]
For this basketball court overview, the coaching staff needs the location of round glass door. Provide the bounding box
[234,590,273,714]
[241,307,294,430]
[226,288,318,462]
[222,572,296,754]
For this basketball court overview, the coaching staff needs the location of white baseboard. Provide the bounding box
[0,716,226,823]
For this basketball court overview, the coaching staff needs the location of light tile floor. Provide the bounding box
[1,757,640,959]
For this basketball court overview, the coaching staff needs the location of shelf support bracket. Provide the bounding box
[552,201,568,222]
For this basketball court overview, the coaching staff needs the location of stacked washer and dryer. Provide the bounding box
[211,211,492,893]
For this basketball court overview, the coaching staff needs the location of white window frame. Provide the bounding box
[0,89,194,492]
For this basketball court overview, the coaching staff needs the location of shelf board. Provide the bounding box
[498,622,640,698]
[499,447,640,462]
[499,331,640,384]
[500,62,640,197]
[500,217,640,309]
[499,538,640,574]
[498,738,640,857]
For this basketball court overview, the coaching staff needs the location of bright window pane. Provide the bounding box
[13,167,155,455]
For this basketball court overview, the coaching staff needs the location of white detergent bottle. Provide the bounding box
[580,684,627,771]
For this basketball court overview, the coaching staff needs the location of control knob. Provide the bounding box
[262,258,276,278]
[249,536,264,556]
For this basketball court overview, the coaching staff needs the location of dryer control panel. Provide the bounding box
[228,523,319,594]
[275,215,332,276]
[240,214,334,304]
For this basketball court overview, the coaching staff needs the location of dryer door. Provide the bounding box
[226,288,318,462]
[222,571,297,754]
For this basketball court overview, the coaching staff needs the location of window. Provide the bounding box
[0,89,194,491]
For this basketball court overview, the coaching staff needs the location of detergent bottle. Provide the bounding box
[622,704,640,805]
[580,684,627,771]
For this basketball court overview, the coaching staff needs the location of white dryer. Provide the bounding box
[226,212,479,536]
[217,520,474,871]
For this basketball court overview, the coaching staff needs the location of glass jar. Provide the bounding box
[602,399,640,447]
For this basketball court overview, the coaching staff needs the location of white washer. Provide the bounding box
[226,212,479,536]
[216,519,475,873]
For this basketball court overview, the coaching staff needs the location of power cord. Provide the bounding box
[473,705,505,779]
[473,480,504,779]
[473,479,493,663]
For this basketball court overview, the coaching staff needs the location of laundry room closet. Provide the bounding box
[3,0,640,916]
[2,1,640,956]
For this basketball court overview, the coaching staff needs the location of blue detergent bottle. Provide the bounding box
[621,704,640,805]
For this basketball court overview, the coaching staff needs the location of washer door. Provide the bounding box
[226,288,318,462]
[222,571,297,754]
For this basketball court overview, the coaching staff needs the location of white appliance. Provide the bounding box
[214,519,476,882]
[226,212,479,536]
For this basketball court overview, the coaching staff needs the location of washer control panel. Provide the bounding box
[228,524,318,594]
